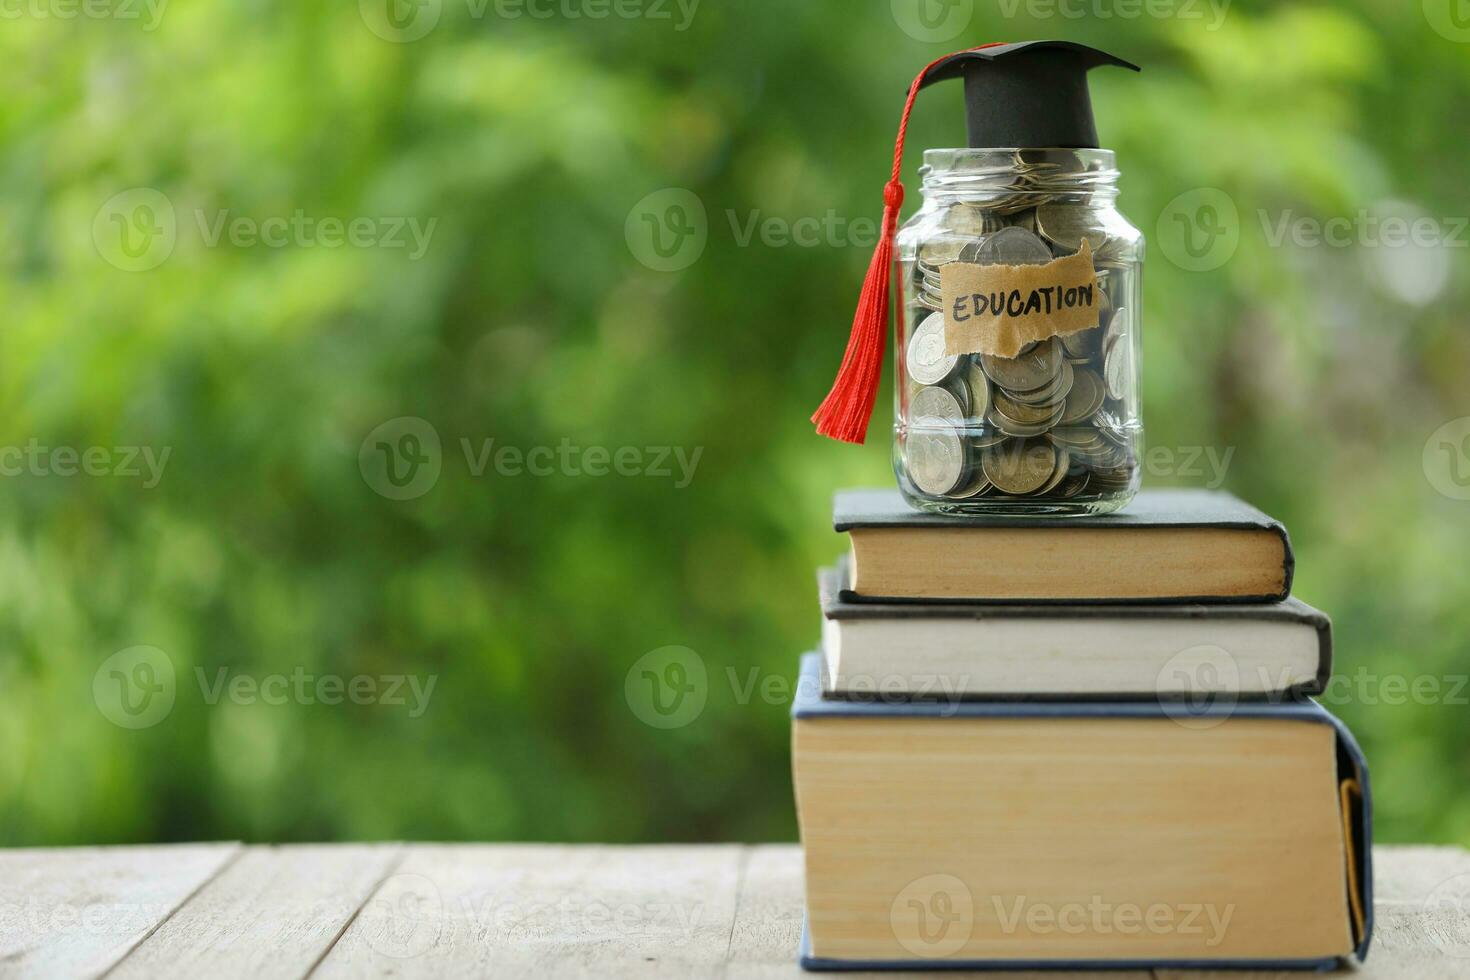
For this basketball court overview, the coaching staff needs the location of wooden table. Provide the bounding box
[0,844,1465,978]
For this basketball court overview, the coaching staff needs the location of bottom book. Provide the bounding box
[790,653,1371,971]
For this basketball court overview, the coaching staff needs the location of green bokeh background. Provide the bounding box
[2,1,1468,846]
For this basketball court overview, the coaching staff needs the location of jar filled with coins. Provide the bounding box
[893,147,1142,515]
[887,144,1140,517]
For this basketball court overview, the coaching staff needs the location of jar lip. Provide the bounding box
[919,148,1119,196]
[920,146,1116,169]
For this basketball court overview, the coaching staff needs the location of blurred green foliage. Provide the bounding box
[0,0,1467,847]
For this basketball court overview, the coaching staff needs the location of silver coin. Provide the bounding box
[918,238,966,266]
[1105,305,1129,349]
[1006,359,1074,407]
[1007,208,1039,234]
[944,204,1004,238]
[964,358,991,421]
[1103,332,1131,401]
[910,385,965,424]
[972,226,1054,267]
[980,337,1062,392]
[1036,203,1110,254]
[906,312,960,386]
[906,421,967,495]
[1058,367,1106,425]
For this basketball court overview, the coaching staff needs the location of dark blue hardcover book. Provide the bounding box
[834,487,1294,604]
[790,653,1371,971]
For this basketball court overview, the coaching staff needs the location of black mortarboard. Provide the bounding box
[918,40,1139,149]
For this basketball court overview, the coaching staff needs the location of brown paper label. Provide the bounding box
[941,240,1100,359]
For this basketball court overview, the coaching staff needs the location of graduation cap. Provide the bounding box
[812,41,1138,444]
[919,41,1139,149]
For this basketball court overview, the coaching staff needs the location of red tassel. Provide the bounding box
[812,44,1002,444]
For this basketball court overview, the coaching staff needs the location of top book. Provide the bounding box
[835,488,1293,604]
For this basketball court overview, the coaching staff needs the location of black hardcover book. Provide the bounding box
[834,487,1294,604]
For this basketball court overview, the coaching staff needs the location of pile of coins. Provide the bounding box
[899,179,1139,503]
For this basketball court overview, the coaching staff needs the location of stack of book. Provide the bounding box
[792,488,1372,971]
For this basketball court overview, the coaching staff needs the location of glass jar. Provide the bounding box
[893,148,1144,516]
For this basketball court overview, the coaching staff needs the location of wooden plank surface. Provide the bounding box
[0,842,240,979]
[311,844,744,979]
[0,844,1462,979]
[104,844,402,980]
